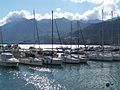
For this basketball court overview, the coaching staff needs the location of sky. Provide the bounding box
[0,0,120,25]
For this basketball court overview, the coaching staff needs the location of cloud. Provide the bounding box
[0,10,43,26]
[56,8,62,12]
[70,0,120,20]
[0,9,82,26]
[0,10,32,26]
[0,0,120,26]
[70,0,104,4]
[70,0,119,5]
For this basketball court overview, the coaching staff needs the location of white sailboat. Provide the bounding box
[19,10,42,66]
[88,10,113,61]
[63,21,88,63]
[42,10,63,65]
[112,15,120,61]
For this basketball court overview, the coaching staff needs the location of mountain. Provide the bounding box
[69,18,120,45]
[1,18,34,43]
[0,17,92,44]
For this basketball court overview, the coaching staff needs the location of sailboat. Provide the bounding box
[19,10,42,66]
[112,14,120,61]
[63,21,88,63]
[42,10,63,65]
[88,10,113,61]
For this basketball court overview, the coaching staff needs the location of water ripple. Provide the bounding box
[0,61,120,90]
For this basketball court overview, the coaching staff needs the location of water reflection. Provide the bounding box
[19,66,64,90]
[0,62,120,90]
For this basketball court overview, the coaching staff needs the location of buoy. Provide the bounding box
[106,83,110,87]
[111,83,114,85]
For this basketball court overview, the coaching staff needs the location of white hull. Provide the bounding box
[71,54,88,63]
[87,52,113,61]
[63,56,80,64]
[20,57,42,66]
[43,57,63,65]
[0,53,19,67]
[63,54,88,64]
[79,57,88,63]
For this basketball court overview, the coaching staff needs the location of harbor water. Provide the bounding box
[0,61,120,90]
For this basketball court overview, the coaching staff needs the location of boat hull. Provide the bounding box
[0,61,18,67]
[112,56,120,61]
[42,57,63,65]
[19,58,42,66]
[63,57,80,64]
[89,56,113,62]
[62,54,88,64]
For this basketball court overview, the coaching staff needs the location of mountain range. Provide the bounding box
[0,16,119,45]
[71,18,120,45]
[0,16,100,44]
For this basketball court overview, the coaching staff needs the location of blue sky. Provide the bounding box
[0,0,97,18]
[0,0,120,25]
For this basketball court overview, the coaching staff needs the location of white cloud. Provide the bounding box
[0,10,82,26]
[0,10,33,26]
[0,0,120,26]
[70,0,103,4]
[70,0,120,20]
[0,10,43,26]
[56,8,61,12]
[70,0,119,5]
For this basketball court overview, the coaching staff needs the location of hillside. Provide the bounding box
[0,17,94,44]
[70,18,120,45]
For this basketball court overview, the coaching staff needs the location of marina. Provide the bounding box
[0,43,120,90]
[0,0,120,89]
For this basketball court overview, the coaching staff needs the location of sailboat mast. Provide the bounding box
[79,21,87,49]
[33,10,40,48]
[117,15,120,45]
[101,9,104,49]
[0,29,3,50]
[33,10,36,48]
[54,19,62,45]
[77,21,80,59]
[52,10,54,59]
[70,21,73,55]
[111,11,113,45]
